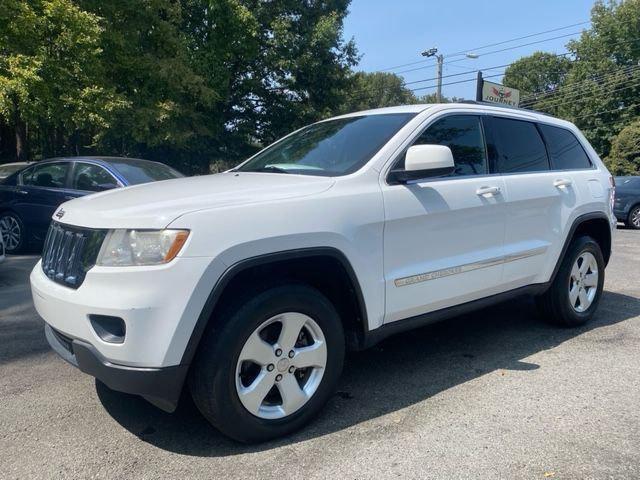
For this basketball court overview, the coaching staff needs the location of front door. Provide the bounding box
[382,114,508,323]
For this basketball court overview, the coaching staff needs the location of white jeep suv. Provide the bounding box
[31,103,615,442]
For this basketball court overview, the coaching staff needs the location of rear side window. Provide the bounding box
[538,124,592,170]
[412,115,487,176]
[22,163,69,188]
[492,117,549,173]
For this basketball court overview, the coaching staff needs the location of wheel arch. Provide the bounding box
[550,212,612,284]
[180,247,369,366]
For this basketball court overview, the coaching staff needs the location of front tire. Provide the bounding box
[536,236,605,327]
[189,283,345,443]
[0,212,26,254]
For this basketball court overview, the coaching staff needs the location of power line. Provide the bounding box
[393,32,581,75]
[377,20,589,72]
[531,79,640,112]
[520,63,640,106]
[445,20,590,58]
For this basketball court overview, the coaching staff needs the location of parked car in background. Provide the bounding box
[0,162,33,179]
[0,157,183,253]
[0,227,4,264]
[614,176,640,229]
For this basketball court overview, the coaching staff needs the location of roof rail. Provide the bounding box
[459,100,544,115]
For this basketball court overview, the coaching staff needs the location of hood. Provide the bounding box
[56,172,335,229]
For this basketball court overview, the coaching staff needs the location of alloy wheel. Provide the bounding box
[235,312,327,419]
[631,207,640,228]
[568,251,598,313]
[0,215,21,251]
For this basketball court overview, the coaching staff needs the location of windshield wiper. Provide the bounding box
[242,165,291,174]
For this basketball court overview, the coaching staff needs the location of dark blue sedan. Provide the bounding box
[614,176,640,229]
[0,157,183,253]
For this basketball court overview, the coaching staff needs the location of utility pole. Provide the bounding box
[421,47,443,102]
[421,48,478,102]
[435,53,444,102]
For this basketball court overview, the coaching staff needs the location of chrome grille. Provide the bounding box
[41,222,106,288]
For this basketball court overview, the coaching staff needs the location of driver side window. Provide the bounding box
[405,115,488,176]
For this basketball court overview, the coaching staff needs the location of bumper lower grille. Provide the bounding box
[41,222,106,288]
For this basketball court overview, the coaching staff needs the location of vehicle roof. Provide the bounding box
[37,156,160,166]
[332,102,571,126]
[0,162,33,167]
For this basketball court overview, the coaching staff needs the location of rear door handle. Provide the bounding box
[16,189,28,195]
[553,179,573,188]
[476,186,501,197]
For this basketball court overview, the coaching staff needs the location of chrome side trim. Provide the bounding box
[394,246,547,287]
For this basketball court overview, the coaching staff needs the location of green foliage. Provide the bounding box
[0,0,126,159]
[338,71,418,113]
[0,0,357,173]
[506,1,640,158]
[606,119,640,175]
[503,51,572,96]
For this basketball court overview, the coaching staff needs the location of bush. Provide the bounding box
[606,120,640,175]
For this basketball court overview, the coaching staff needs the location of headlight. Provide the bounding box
[96,229,189,266]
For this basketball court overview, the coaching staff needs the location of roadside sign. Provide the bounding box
[476,72,520,107]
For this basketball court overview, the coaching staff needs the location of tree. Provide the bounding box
[0,0,124,160]
[607,120,640,175]
[503,51,572,98]
[559,0,640,157]
[338,71,417,113]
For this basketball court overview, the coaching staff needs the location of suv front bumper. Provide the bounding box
[45,323,188,411]
[31,255,225,411]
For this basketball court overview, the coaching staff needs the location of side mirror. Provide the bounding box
[389,145,455,184]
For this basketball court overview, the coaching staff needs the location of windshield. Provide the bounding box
[237,113,416,176]
[110,160,184,185]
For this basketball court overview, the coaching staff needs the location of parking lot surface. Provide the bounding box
[1,229,639,479]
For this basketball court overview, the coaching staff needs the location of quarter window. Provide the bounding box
[412,115,487,176]
[72,163,118,191]
[22,163,69,188]
[538,124,592,170]
[492,117,549,173]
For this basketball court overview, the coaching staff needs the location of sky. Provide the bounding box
[343,0,596,100]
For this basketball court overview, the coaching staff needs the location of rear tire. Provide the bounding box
[536,236,605,327]
[189,283,345,443]
[627,205,640,230]
[0,212,26,254]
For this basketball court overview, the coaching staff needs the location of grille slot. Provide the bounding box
[41,222,105,289]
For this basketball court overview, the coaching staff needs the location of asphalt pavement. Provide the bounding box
[1,228,639,479]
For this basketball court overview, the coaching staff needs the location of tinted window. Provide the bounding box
[493,117,549,173]
[22,163,69,188]
[238,113,416,176]
[72,163,118,191]
[110,160,183,185]
[538,124,591,170]
[412,115,487,176]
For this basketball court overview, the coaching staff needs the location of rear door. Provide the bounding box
[15,162,73,240]
[382,114,508,323]
[487,116,574,287]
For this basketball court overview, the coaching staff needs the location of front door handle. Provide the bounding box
[476,186,501,197]
[16,189,28,195]
[553,179,573,188]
